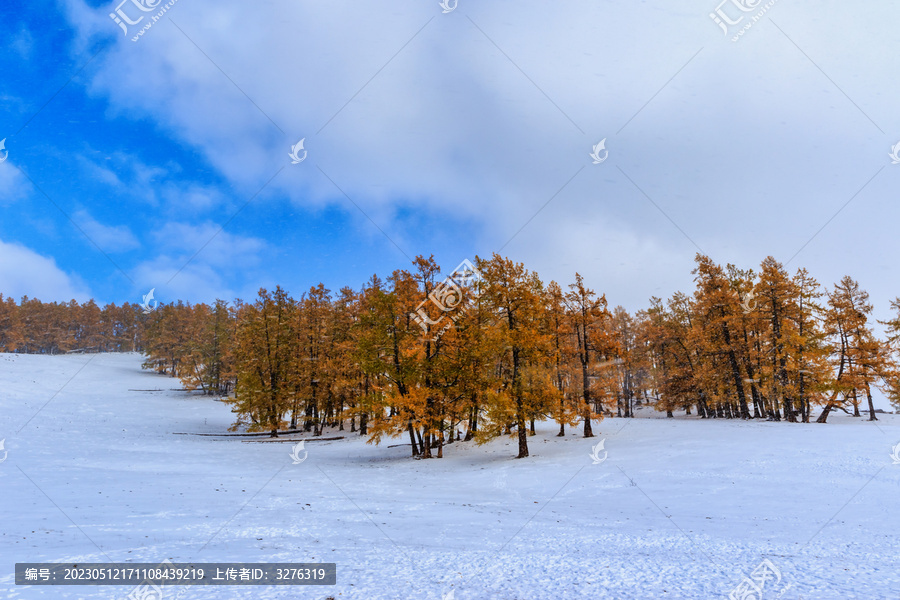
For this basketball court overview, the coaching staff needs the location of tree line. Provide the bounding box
[3,253,899,459]
[138,253,900,458]
[0,295,143,354]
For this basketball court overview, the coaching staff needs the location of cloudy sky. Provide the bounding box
[1,0,898,322]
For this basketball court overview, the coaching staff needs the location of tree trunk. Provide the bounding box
[516,396,529,458]
[698,396,710,418]
[865,384,878,421]
[722,323,750,418]
[407,420,419,456]
[465,401,477,441]
[304,403,314,432]
[422,430,432,458]
[582,361,594,437]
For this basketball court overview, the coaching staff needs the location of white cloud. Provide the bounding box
[130,222,269,302]
[76,155,124,188]
[158,182,226,212]
[61,0,900,312]
[75,150,228,213]
[0,239,91,302]
[73,210,141,253]
[0,161,28,205]
[10,27,34,60]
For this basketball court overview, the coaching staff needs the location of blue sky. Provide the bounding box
[1,0,898,321]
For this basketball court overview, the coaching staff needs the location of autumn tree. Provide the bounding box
[880,298,900,413]
[693,255,751,419]
[230,288,297,436]
[479,254,552,458]
[818,277,889,422]
[565,273,614,436]
[545,281,578,435]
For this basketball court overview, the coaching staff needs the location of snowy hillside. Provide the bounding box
[1,353,898,599]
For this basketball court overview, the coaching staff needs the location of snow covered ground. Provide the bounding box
[1,353,899,600]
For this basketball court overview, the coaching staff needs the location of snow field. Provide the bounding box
[1,353,899,599]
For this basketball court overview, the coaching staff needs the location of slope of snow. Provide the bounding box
[1,353,898,599]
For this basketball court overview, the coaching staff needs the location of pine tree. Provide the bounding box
[693,255,751,419]
[480,254,552,458]
[230,288,297,436]
[818,277,887,422]
[879,298,900,413]
[790,268,830,422]
[0,295,23,351]
[565,273,612,436]
[545,281,577,435]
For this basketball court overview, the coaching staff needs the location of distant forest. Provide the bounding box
[2,253,899,459]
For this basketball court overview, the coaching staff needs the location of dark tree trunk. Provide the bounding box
[304,403,314,432]
[699,395,711,418]
[516,396,528,458]
[582,359,594,438]
[422,429,432,458]
[407,420,419,456]
[865,384,878,421]
[721,321,750,419]
[465,401,477,441]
